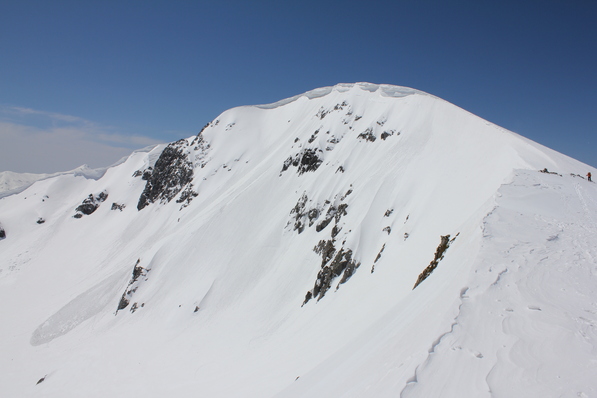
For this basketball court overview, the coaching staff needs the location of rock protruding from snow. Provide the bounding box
[176,183,199,209]
[137,139,195,210]
[0,222,5,239]
[287,189,352,236]
[413,234,458,289]
[292,187,359,304]
[117,259,150,313]
[111,203,126,211]
[73,191,108,218]
[304,240,360,304]
[281,148,324,176]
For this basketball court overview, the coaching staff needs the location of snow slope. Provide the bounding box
[0,83,595,397]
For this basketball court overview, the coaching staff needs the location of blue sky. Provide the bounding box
[1,0,596,173]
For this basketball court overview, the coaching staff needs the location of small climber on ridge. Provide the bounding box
[588,172,592,182]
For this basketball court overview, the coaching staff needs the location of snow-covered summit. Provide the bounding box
[0,84,596,397]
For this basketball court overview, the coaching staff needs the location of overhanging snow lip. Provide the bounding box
[253,82,432,110]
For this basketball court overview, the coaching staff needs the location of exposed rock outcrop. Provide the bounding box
[289,188,360,304]
[137,140,195,210]
[380,130,399,140]
[281,148,324,176]
[287,188,352,235]
[413,234,458,289]
[73,191,108,218]
[111,203,125,211]
[117,259,150,313]
[304,239,360,304]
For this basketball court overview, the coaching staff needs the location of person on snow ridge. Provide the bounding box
[588,172,592,182]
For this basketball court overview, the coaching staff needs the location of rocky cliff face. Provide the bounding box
[137,139,195,210]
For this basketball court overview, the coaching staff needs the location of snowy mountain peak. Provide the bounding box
[1,84,596,397]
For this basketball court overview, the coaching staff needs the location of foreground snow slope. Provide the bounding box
[277,170,597,398]
[0,83,595,397]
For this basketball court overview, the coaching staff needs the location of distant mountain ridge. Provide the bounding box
[0,83,595,397]
[0,170,55,195]
[0,166,108,198]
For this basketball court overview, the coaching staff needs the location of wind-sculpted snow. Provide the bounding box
[1,83,596,397]
[398,170,597,398]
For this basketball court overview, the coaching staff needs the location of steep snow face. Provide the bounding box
[0,83,595,397]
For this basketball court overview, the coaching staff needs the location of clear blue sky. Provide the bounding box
[1,0,596,173]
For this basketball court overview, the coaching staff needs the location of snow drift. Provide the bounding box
[0,83,596,397]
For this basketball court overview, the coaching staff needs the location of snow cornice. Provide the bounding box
[255,82,434,110]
